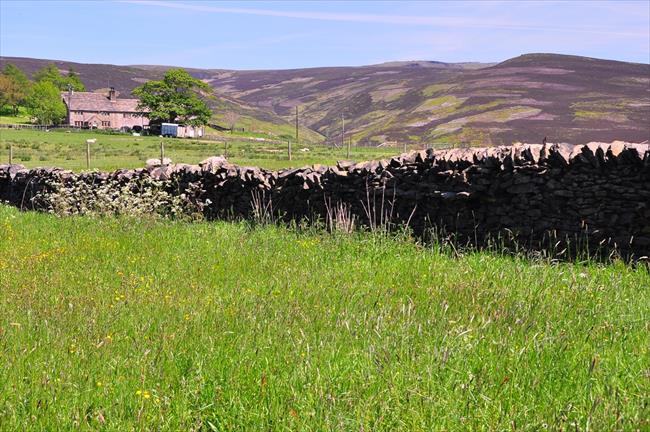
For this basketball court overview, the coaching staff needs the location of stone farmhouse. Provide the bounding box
[61,88,149,130]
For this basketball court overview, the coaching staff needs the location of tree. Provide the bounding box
[34,64,66,89]
[223,111,241,132]
[132,68,212,126]
[3,63,30,87]
[66,68,86,92]
[1,63,30,114]
[0,75,25,115]
[25,81,67,125]
[33,64,85,91]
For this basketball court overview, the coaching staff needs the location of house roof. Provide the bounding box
[61,91,148,113]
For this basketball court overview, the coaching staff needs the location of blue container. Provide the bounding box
[161,123,178,137]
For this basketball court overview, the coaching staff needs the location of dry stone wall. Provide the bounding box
[2,142,649,258]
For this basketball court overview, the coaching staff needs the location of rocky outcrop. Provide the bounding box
[2,142,649,258]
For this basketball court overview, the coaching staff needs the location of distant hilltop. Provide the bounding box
[1,53,649,146]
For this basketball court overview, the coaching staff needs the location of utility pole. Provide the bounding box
[341,113,345,149]
[295,106,299,146]
[288,139,292,161]
[86,140,90,169]
[343,114,350,158]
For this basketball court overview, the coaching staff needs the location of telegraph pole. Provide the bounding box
[343,113,349,158]
[295,106,299,146]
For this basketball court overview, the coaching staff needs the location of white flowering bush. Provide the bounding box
[35,175,203,220]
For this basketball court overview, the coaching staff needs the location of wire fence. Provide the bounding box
[2,140,288,169]
[1,126,432,171]
[0,123,51,130]
[3,137,395,171]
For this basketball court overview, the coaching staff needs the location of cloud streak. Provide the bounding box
[121,0,648,38]
[181,32,318,58]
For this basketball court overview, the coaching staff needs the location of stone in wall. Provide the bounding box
[1,141,649,258]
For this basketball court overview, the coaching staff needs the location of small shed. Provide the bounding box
[161,123,204,138]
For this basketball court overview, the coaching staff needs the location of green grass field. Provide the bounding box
[1,205,648,430]
[0,129,400,172]
[0,107,31,125]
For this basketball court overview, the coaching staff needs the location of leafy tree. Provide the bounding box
[66,68,86,92]
[133,68,212,126]
[3,63,30,87]
[0,75,25,115]
[33,64,66,89]
[33,64,85,91]
[0,75,13,111]
[1,64,30,114]
[25,81,67,125]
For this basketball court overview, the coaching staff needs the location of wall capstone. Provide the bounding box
[1,142,649,258]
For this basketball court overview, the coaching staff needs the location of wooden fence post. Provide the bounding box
[288,139,292,161]
[86,140,90,169]
[9,143,13,165]
[160,141,165,165]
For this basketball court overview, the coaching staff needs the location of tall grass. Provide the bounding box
[0,205,648,430]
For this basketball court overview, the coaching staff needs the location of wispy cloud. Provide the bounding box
[120,0,648,37]
[182,32,317,58]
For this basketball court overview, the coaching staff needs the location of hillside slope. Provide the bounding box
[2,54,648,146]
[206,54,650,146]
[0,57,324,143]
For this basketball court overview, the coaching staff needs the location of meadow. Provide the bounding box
[0,205,648,430]
[0,128,400,172]
[0,107,31,125]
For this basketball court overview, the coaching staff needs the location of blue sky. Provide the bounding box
[1,1,649,69]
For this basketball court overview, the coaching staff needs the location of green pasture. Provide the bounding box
[0,107,31,125]
[0,128,400,171]
[0,205,648,430]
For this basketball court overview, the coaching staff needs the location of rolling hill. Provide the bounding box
[204,54,650,146]
[0,57,324,144]
[2,54,648,146]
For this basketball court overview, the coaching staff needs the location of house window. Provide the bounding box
[101,121,111,127]
[74,121,82,127]
[123,113,132,118]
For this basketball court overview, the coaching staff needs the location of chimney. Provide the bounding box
[108,87,116,101]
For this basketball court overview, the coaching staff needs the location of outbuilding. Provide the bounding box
[161,122,205,138]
